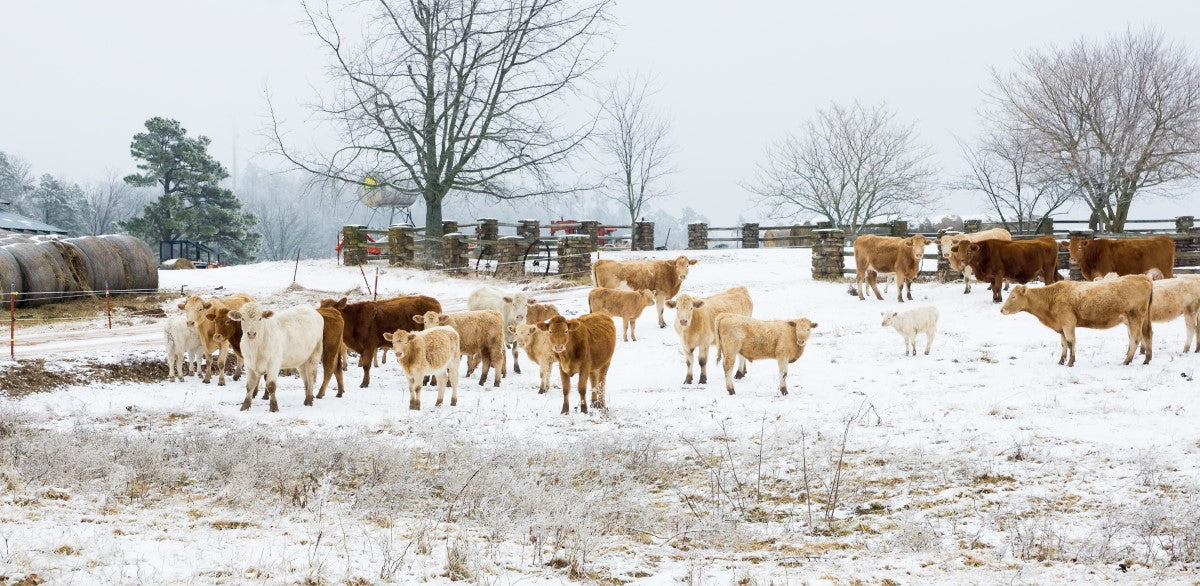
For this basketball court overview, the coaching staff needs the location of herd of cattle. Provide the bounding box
[157,229,1200,414]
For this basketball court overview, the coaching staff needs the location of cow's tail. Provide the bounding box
[1143,278,1154,350]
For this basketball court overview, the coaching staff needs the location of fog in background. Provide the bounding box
[3,0,1199,250]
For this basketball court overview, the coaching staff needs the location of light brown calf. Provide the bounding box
[510,323,558,394]
[179,292,255,385]
[414,309,507,387]
[1145,277,1200,353]
[853,235,928,302]
[593,256,698,328]
[526,303,561,325]
[715,315,817,396]
[539,313,616,414]
[1000,274,1153,367]
[588,288,655,341]
[666,286,753,385]
[383,326,461,410]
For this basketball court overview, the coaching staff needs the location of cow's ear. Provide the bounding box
[438,315,451,325]
[665,299,677,308]
[177,302,186,310]
[413,315,424,323]
[902,241,913,248]
[228,311,241,322]
[968,243,979,252]
[502,296,513,304]
[383,332,394,342]
[693,300,705,308]
[406,333,417,342]
[1079,241,1090,248]
[688,259,699,265]
[809,321,818,329]
[787,320,796,327]
[527,298,536,305]
[202,301,213,309]
[537,321,550,331]
[262,310,274,319]
[507,324,517,333]
[336,297,348,309]
[205,312,216,321]
[566,320,579,332]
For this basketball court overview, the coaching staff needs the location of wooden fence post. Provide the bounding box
[687,222,709,250]
[811,229,845,280]
[741,222,759,248]
[633,221,655,251]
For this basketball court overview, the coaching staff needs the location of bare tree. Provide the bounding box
[83,171,144,236]
[988,28,1200,232]
[594,74,675,227]
[744,101,937,236]
[268,0,613,254]
[954,133,1075,233]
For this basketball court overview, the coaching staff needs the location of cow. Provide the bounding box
[207,308,246,383]
[314,307,347,399]
[526,303,561,326]
[179,292,255,385]
[163,315,205,382]
[510,323,557,394]
[1064,235,1175,282]
[938,228,1013,293]
[467,286,536,374]
[587,288,656,341]
[592,256,699,328]
[954,237,1061,302]
[1000,274,1153,367]
[383,326,461,410]
[414,310,507,387]
[229,302,324,412]
[714,314,817,396]
[666,286,753,385]
[852,235,928,302]
[319,295,443,388]
[538,313,616,414]
[1101,274,1200,353]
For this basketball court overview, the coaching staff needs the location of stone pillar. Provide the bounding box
[688,222,709,250]
[816,220,834,230]
[477,218,499,259]
[634,221,655,251]
[442,233,469,274]
[811,229,845,281]
[1036,217,1054,235]
[964,219,982,234]
[387,225,416,266]
[341,225,367,266]
[578,220,600,250]
[741,223,760,249]
[889,220,909,237]
[517,219,541,245]
[442,220,459,237]
[495,235,525,280]
[1066,230,1093,280]
[936,229,963,283]
[1176,216,1195,233]
[557,234,593,278]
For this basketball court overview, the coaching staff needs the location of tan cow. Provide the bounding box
[593,256,699,328]
[715,314,817,396]
[588,288,655,341]
[1107,275,1200,353]
[665,286,753,385]
[526,303,561,326]
[1000,274,1153,367]
[539,313,617,414]
[938,228,1012,293]
[383,326,461,410]
[853,235,928,302]
[179,292,255,385]
[414,310,507,387]
[510,323,558,394]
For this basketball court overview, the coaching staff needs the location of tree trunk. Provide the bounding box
[423,191,443,261]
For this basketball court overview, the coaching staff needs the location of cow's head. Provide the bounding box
[1000,286,1028,315]
[207,308,236,343]
[502,293,537,323]
[227,302,273,341]
[382,329,417,359]
[880,311,899,327]
[674,256,699,281]
[638,289,656,307]
[318,297,349,310]
[937,234,960,259]
[536,315,576,354]
[665,294,702,328]
[413,311,451,330]
[907,235,928,259]
[1065,238,1089,263]
[509,323,539,348]
[180,295,211,328]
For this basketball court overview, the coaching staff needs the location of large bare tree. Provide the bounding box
[83,171,144,236]
[269,0,612,252]
[954,133,1075,233]
[988,28,1200,232]
[594,74,675,228]
[745,101,937,236]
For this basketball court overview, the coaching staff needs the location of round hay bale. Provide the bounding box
[49,240,96,292]
[99,235,159,291]
[5,241,76,306]
[0,247,23,306]
[167,258,195,270]
[65,236,125,291]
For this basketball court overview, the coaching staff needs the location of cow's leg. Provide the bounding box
[697,346,709,385]
[656,292,668,328]
[924,329,935,355]
[905,275,914,301]
[896,275,906,303]
[512,342,521,374]
[202,346,215,384]
[1191,312,1200,353]
[777,357,789,395]
[963,269,972,294]
[621,317,630,342]
[359,345,373,388]
[630,317,638,342]
[991,276,1003,303]
[409,376,420,410]
[589,368,603,409]
[466,352,479,377]
[722,349,737,395]
[577,369,589,414]
[477,352,489,387]
[1140,312,1153,365]
[539,361,550,394]
[867,271,884,301]
[333,351,346,397]
[435,366,448,407]
[265,370,280,412]
[240,368,260,411]
[560,370,572,414]
[682,346,695,385]
[317,355,333,399]
[302,362,316,407]
[1064,325,1077,367]
[449,364,460,406]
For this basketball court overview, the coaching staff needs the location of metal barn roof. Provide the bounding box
[0,207,69,235]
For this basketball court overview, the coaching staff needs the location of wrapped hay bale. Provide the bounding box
[5,241,78,306]
[99,235,158,291]
[0,247,22,305]
[65,236,125,291]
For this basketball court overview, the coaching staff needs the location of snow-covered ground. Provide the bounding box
[2,248,1200,584]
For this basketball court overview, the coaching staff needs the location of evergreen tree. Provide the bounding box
[0,151,33,205]
[120,117,260,263]
[23,174,88,235]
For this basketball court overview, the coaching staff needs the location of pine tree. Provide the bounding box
[120,117,260,263]
[23,174,88,235]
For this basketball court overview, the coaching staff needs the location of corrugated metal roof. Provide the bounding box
[0,209,68,234]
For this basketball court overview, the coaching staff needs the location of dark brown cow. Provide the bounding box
[1064,236,1175,281]
[955,237,1061,302]
[538,313,616,414]
[314,307,347,399]
[319,295,442,388]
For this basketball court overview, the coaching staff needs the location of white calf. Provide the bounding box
[164,315,206,382]
[881,306,939,356]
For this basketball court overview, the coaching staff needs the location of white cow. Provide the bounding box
[467,285,536,373]
[229,302,324,412]
[164,314,206,382]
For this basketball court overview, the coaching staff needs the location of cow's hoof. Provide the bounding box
[683,376,693,385]
[450,399,457,406]
[359,383,369,388]
[727,389,736,395]
[514,366,521,374]
[734,372,745,380]
[698,375,707,384]
[561,407,569,415]
[336,392,344,398]
[435,400,443,407]
[538,389,547,395]
[217,380,226,387]
[779,388,788,396]
[659,323,666,329]
[304,399,314,406]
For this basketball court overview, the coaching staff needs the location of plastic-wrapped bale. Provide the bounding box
[99,235,158,291]
[0,247,22,306]
[65,236,126,291]
[5,241,79,306]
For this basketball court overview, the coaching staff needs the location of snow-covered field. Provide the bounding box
[2,248,1200,584]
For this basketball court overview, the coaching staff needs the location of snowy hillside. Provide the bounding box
[2,248,1199,584]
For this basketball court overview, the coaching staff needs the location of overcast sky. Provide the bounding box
[2,1,1199,223]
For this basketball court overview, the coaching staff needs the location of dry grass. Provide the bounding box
[12,292,175,326]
